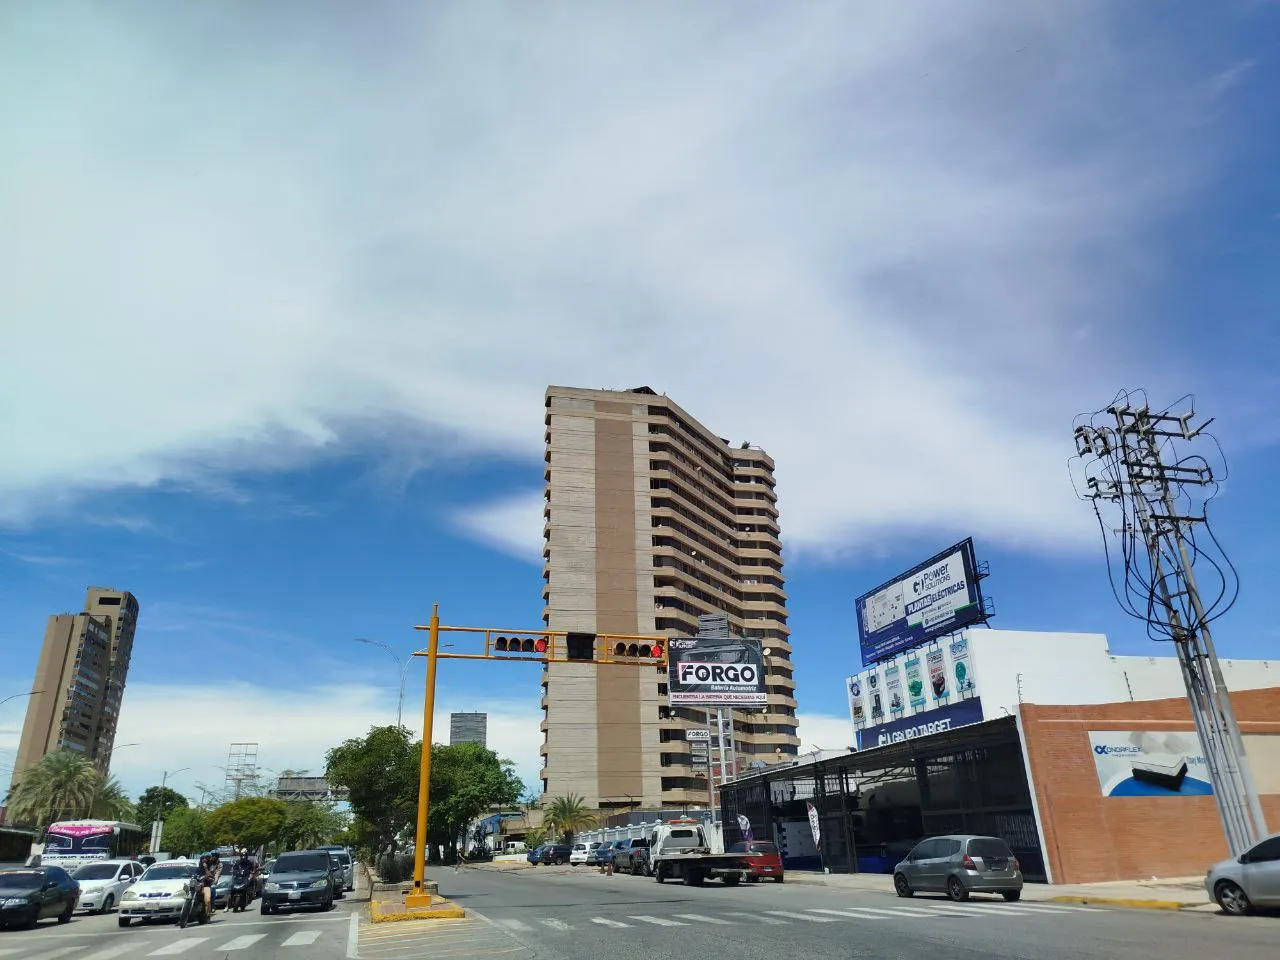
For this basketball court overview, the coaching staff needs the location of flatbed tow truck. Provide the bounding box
[648,819,758,887]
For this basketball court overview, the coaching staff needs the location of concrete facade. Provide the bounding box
[11,588,140,790]
[541,386,799,810]
[449,712,488,746]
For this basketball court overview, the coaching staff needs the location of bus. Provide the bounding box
[35,820,147,871]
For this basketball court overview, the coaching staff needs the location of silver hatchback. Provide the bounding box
[1205,832,1280,916]
[894,834,1024,902]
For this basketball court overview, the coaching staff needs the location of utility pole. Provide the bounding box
[1074,396,1267,854]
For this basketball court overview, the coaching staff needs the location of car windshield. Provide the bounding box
[275,854,329,873]
[335,853,351,865]
[74,863,122,880]
[263,860,276,873]
[143,864,196,881]
[967,838,1013,859]
[0,872,42,890]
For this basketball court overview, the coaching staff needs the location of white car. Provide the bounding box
[117,859,198,927]
[1205,831,1280,915]
[569,842,600,866]
[72,859,145,914]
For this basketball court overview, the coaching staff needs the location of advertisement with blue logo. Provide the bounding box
[855,539,986,665]
[1088,731,1213,797]
[857,698,985,751]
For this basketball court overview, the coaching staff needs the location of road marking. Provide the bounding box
[810,908,893,920]
[24,948,86,960]
[541,919,573,930]
[347,912,359,960]
[147,940,208,956]
[284,930,323,946]
[590,917,630,928]
[839,905,939,918]
[766,910,840,923]
[672,913,732,924]
[920,903,1038,916]
[495,918,533,931]
[214,934,267,950]
[72,947,137,960]
[725,911,788,925]
[630,915,688,926]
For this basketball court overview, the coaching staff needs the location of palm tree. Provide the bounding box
[5,751,98,827]
[544,793,596,844]
[89,774,136,821]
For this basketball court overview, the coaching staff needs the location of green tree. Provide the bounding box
[545,793,596,844]
[89,774,136,821]
[427,742,524,860]
[277,801,348,852]
[4,751,99,826]
[161,806,212,856]
[326,726,419,857]
[136,786,188,827]
[205,796,287,850]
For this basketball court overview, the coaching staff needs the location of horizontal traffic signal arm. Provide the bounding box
[410,624,667,666]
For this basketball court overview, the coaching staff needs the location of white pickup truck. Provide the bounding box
[648,820,756,887]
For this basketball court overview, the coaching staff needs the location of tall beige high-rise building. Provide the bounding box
[10,588,140,790]
[540,386,799,810]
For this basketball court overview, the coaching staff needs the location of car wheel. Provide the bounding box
[118,917,131,928]
[654,865,664,884]
[100,893,115,915]
[722,874,741,887]
[1215,880,1252,916]
[894,873,914,898]
[58,900,74,924]
[555,857,565,866]
[947,876,969,902]
[775,875,785,884]
[1002,890,1021,902]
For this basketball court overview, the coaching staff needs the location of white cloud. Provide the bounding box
[452,492,546,563]
[0,4,1244,555]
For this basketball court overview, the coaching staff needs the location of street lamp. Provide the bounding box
[0,689,44,710]
[354,638,414,730]
[161,768,191,790]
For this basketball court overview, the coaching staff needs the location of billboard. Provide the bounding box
[1088,731,1213,797]
[667,637,767,706]
[856,698,985,751]
[855,539,985,664]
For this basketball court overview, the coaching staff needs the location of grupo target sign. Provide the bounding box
[666,637,768,706]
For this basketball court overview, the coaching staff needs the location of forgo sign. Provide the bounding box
[667,637,768,706]
[676,662,759,686]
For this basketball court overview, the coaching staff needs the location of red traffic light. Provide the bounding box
[494,635,548,655]
[651,640,664,658]
[613,640,665,659]
[534,638,549,653]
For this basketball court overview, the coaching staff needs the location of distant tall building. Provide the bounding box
[541,386,799,811]
[450,712,488,746]
[10,588,140,790]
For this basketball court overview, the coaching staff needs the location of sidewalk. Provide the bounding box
[787,871,1214,912]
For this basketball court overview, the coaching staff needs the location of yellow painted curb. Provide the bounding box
[1050,895,1188,911]
[369,896,467,922]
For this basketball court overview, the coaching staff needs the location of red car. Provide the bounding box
[729,840,784,883]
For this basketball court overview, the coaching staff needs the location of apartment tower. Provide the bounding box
[10,588,140,790]
[541,386,799,810]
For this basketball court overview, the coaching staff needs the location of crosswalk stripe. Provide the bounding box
[24,948,85,960]
[495,918,533,931]
[810,908,893,920]
[147,939,208,956]
[590,917,630,928]
[843,905,939,918]
[725,911,788,925]
[77,946,137,960]
[1006,903,1099,913]
[766,910,840,923]
[921,903,1037,916]
[631,915,688,926]
[673,913,733,924]
[216,935,266,951]
[541,918,573,930]
[907,905,1000,917]
[282,930,322,946]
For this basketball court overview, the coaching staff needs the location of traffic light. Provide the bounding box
[493,635,549,655]
[566,632,596,661]
[612,639,665,660]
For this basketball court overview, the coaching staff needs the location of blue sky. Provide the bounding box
[2,2,1278,801]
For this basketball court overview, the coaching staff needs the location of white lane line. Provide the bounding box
[630,915,688,926]
[590,917,630,928]
[147,940,208,956]
[24,948,87,960]
[725,911,788,925]
[838,905,943,918]
[283,930,323,946]
[765,910,841,923]
[215,934,267,950]
[541,918,573,930]
[75,947,138,960]
[810,908,893,920]
[347,911,359,960]
[672,913,733,924]
[922,903,1039,916]
[495,918,533,932]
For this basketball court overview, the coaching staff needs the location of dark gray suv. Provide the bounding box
[260,851,336,914]
[894,835,1023,902]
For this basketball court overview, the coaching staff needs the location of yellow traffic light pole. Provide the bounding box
[405,604,667,908]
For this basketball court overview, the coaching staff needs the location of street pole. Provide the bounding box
[355,638,412,730]
[408,603,440,907]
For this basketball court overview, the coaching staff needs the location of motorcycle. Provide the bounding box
[228,873,253,913]
[178,871,211,929]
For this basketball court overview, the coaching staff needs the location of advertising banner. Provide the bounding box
[857,698,985,751]
[685,728,711,741]
[1088,731,1213,797]
[847,675,866,726]
[806,801,821,846]
[885,663,904,713]
[905,657,926,710]
[667,637,767,706]
[950,637,975,695]
[867,668,885,722]
[855,539,986,664]
[927,648,948,701]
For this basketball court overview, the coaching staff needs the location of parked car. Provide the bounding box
[537,844,573,866]
[117,859,199,927]
[611,838,650,875]
[260,850,337,915]
[569,843,592,866]
[321,850,345,899]
[318,845,355,892]
[728,840,784,883]
[0,866,79,929]
[1206,831,1280,915]
[72,859,144,913]
[526,846,545,865]
[893,835,1023,902]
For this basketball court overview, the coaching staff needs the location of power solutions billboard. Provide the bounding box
[666,637,767,706]
[855,538,986,665]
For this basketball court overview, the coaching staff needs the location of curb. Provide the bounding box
[369,897,467,923]
[1049,895,1197,911]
